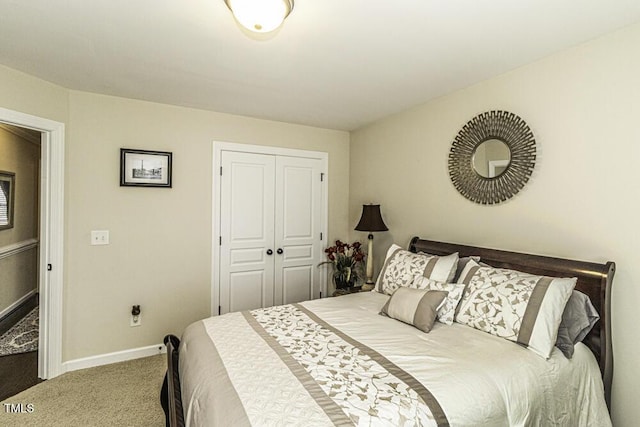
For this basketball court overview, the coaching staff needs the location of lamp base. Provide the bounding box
[361,282,375,292]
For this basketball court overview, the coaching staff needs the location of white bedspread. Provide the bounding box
[180,291,611,426]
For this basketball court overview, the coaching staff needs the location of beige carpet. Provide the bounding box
[0,354,166,426]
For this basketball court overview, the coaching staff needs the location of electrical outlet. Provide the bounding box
[91,230,110,245]
[130,313,142,327]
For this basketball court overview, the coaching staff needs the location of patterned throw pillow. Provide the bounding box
[380,287,449,333]
[455,259,575,358]
[375,244,459,295]
[412,276,465,325]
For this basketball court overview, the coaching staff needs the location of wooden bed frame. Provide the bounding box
[161,334,184,427]
[161,238,615,426]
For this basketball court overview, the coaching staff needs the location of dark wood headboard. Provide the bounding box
[409,237,615,409]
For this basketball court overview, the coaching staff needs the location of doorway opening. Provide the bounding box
[0,123,42,399]
[0,107,65,387]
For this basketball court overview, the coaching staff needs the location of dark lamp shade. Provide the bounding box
[355,204,388,232]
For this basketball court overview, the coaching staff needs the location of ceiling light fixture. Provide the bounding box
[224,0,294,33]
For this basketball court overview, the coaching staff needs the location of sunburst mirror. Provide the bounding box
[448,110,536,205]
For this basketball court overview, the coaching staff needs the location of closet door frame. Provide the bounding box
[211,141,328,316]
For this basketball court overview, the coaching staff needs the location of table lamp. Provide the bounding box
[355,204,388,291]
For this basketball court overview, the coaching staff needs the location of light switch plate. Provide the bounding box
[91,230,110,245]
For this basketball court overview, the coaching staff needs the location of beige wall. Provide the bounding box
[0,251,38,314]
[0,126,40,313]
[0,127,40,246]
[0,65,350,362]
[350,22,640,427]
[0,64,69,124]
[64,91,350,360]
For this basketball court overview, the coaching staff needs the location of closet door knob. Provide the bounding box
[277,248,283,255]
[266,249,273,255]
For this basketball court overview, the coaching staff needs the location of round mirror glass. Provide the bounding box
[472,139,511,178]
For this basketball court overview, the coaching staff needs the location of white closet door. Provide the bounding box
[219,151,275,314]
[274,156,323,305]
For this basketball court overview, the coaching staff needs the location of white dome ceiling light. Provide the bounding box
[224,0,294,33]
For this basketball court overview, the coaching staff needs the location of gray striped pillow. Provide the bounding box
[455,259,575,358]
[380,287,448,333]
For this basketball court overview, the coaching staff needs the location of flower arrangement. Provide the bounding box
[319,240,365,289]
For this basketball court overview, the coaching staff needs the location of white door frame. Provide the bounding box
[211,141,328,316]
[0,107,65,379]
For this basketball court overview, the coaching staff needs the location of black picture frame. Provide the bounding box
[120,148,172,188]
[0,170,15,230]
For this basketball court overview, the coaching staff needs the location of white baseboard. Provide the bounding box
[62,343,166,373]
[0,289,37,320]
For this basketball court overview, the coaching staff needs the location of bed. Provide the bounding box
[161,237,615,427]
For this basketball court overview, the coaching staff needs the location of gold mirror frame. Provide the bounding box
[448,110,536,205]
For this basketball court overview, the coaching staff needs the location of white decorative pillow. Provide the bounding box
[380,287,448,333]
[412,276,465,325]
[453,256,481,282]
[455,259,576,358]
[419,252,459,283]
[375,244,459,295]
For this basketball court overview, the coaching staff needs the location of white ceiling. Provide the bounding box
[1,1,640,131]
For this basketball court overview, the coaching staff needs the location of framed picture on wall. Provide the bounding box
[120,148,172,188]
[0,170,15,230]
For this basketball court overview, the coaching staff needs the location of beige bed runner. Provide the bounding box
[244,303,449,426]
